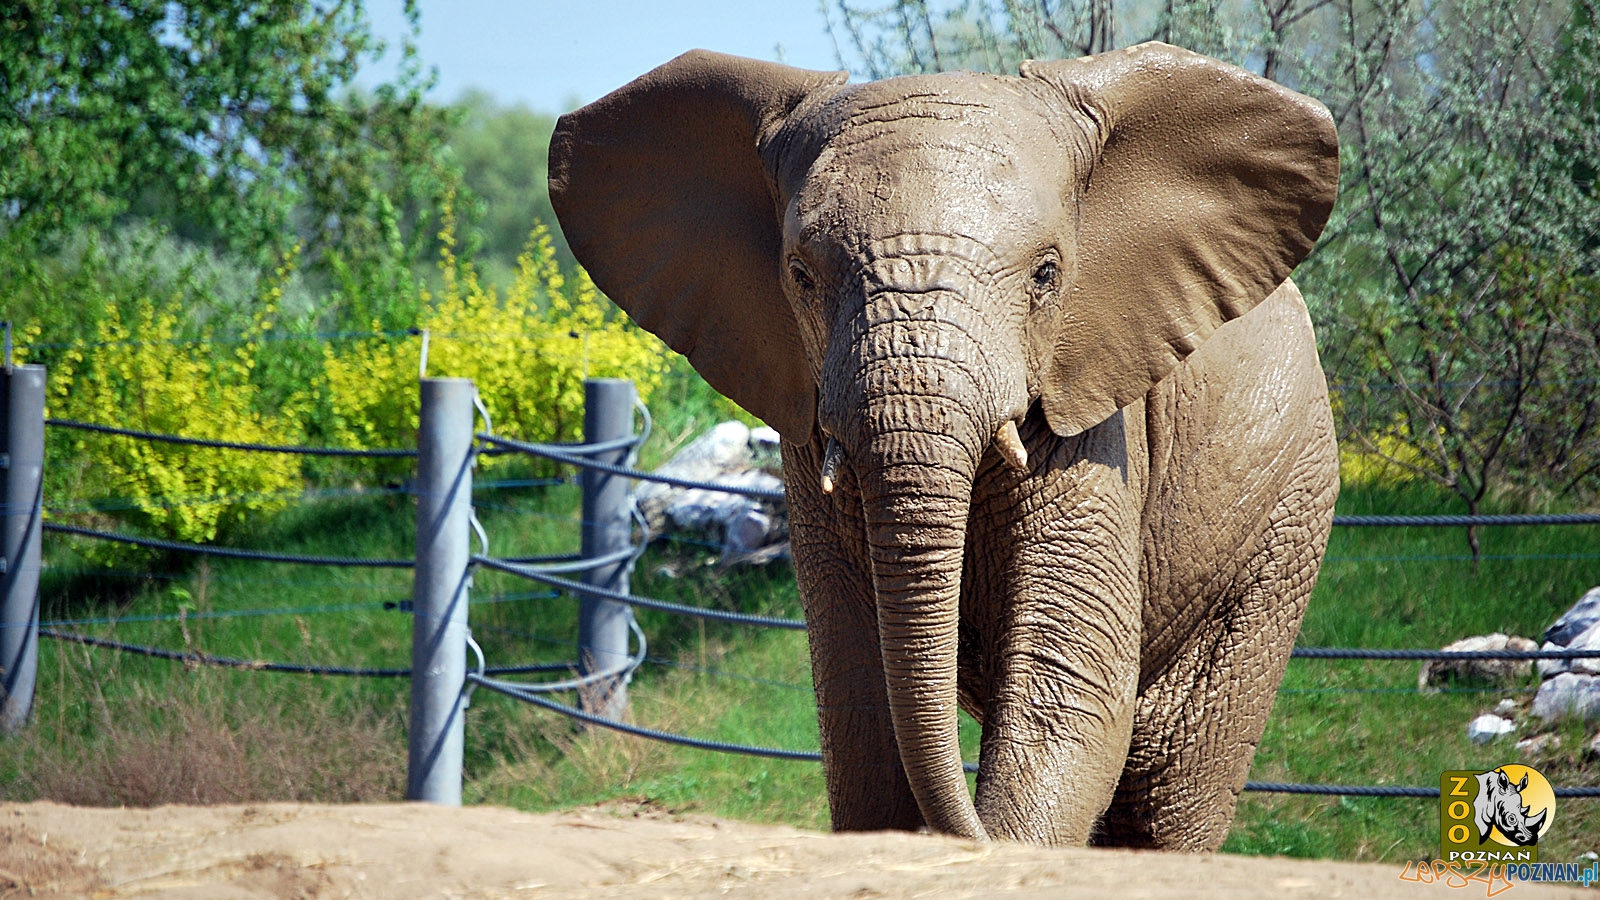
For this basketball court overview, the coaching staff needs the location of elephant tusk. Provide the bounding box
[821,436,844,494]
[995,420,1027,470]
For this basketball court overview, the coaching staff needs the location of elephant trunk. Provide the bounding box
[820,254,1026,841]
[858,435,987,840]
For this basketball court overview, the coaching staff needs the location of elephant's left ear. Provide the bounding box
[1023,42,1339,437]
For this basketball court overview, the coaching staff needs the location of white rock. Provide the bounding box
[1467,714,1517,744]
[1545,586,1600,646]
[664,471,784,531]
[1515,733,1562,755]
[1494,698,1520,716]
[1537,640,1570,678]
[1419,633,1538,690]
[1565,620,1600,676]
[1532,672,1600,722]
[724,508,775,554]
[748,425,783,474]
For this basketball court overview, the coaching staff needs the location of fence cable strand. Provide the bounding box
[467,674,825,761]
[46,418,418,457]
[474,618,648,695]
[1292,647,1600,660]
[40,628,579,677]
[40,629,414,677]
[1333,513,1600,527]
[44,522,414,568]
[1242,782,1600,798]
[472,555,807,629]
[478,433,786,500]
[471,547,636,578]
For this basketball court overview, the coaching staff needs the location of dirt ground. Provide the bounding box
[0,801,1589,899]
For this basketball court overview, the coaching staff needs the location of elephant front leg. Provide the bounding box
[783,436,924,832]
[1096,444,1337,851]
[966,417,1145,844]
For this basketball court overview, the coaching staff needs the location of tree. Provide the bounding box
[446,89,572,283]
[0,0,458,291]
[819,0,1331,78]
[1300,0,1600,535]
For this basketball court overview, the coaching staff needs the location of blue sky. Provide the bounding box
[360,1,844,114]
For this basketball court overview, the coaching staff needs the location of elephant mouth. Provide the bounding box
[820,419,1027,495]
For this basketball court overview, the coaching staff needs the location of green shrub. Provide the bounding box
[13,230,309,544]
[25,276,306,544]
[322,211,670,463]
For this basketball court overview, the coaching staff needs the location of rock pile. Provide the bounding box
[1531,586,1600,723]
[635,421,789,566]
[1417,633,1538,692]
[1449,587,1600,752]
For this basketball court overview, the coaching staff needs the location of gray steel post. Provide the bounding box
[1,365,44,734]
[407,377,474,803]
[578,378,637,721]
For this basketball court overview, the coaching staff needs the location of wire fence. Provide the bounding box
[19,402,1600,807]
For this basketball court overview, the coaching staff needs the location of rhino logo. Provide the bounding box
[1474,767,1547,846]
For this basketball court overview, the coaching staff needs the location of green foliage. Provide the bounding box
[1302,0,1600,510]
[0,0,459,288]
[446,90,571,283]
[11,227,309,544]
[821,0,1272,78]
[322,211,671,464]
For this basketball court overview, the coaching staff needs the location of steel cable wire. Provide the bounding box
[472,618,648,695]
[1332,513,1600,526]
[44,522,414,567]
[46,418,418,457]
[478,433,786,500]
[39,628,580,677]
[471,556,807,629]
[469,547,636,578]
[1292,647,1600,660]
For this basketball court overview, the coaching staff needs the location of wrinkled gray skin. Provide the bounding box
[550,42,1341,849]
[1474,770,1547,846]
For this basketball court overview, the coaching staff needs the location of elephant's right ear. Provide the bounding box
[549,50,847,439]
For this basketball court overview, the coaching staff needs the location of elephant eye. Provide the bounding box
[788,259,817,294]
[1031,258,1060,294]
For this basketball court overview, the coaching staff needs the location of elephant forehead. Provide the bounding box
[792,86,1074,252]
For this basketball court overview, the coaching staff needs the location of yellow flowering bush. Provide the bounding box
[323,217,669,462]
[37,277,306,543]
[1332,393,1424,488]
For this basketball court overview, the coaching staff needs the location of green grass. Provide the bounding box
[1224,481,1600,863]
[3,435,1597,864]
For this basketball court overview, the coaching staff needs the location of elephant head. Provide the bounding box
[549,43,1338,840]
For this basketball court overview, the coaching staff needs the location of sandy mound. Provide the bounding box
[0,801,1585,899]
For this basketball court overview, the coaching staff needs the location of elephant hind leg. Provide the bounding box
[1093,456,1336,851]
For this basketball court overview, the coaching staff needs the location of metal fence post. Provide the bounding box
[1,363,44,735]
[408,377,474,803]
[578,378,636,721]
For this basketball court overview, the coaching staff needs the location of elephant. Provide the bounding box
[548,41,1340,850]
